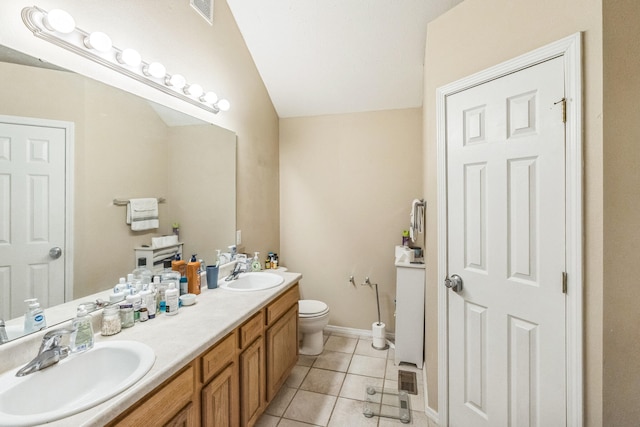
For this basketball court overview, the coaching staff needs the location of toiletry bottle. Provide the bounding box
[402,230,410,246]
[171,254,187,277]
[187,254,201,295]
[132,257,153,285]
[70,306,94,353]
[160,269,180,312]
[140,284,156,320]
[251,252,262,271]
[109,278,127,303]
[0,320,8,344]
[271,253,279,269]
[23,298,46,333]
[180,277,188,295]
[265,252,272,270]
[165,282,179,316]
[126,289,142,322]
[199,259,207,291]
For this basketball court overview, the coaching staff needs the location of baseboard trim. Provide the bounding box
[324,324,396,342]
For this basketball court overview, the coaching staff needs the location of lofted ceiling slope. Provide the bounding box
[227,0,464,118]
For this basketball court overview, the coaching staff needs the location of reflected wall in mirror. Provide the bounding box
[0,45,236,342]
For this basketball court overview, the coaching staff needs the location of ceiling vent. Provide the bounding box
[191,0,213,25]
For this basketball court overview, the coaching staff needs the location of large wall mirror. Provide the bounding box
[0,45,236,343]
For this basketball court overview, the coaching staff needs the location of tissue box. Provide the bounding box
[395,245,413,264]
[152,235,179,248]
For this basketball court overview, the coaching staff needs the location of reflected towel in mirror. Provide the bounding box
[126,198,159,231]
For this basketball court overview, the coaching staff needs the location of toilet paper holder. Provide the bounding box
[361,277,389,350]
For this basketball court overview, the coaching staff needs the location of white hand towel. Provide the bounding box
[127,198,159,231]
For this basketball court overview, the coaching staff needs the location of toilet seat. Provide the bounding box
[298,300,329,318]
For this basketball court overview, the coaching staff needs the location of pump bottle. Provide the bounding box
[70,306,94,353]
[187,254,201,295]
[24,298,46,333]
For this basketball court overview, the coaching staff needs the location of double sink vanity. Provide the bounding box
[0,270,301,427]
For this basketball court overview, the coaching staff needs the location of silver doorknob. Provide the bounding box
[444,274,463,292]
[49,247,62,259]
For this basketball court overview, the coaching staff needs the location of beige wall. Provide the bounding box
[167,124,236,263]
[0,0,280,280]
[602,1,640,424]
[280,109,422,332]
[423,0,603,424]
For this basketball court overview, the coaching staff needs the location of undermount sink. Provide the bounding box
[220,271,285,291]
[0,340,155,426]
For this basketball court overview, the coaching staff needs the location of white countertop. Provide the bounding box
[2,270,301,427]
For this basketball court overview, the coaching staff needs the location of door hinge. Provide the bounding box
[554,98,567,123]
[562,271,568,294]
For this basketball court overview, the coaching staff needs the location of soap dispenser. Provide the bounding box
[251,252,262,271]
[70,306,94,353]
[23,298,46,333]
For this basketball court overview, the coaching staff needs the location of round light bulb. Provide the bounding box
[116,48,141,67]
[184,84,203,98]
[83,32,113,53]
[217,99,231,112]
[200,91,218,104]
[165,74,186,89]
[43,9,76,34]
[143,62,166,79]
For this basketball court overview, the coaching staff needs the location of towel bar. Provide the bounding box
[113,197,166,206]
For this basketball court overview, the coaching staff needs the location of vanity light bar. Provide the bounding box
[21,6,231,114]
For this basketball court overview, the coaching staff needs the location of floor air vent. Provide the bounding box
[398,370,418,395]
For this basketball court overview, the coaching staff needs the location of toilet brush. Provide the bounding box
[361,278,389,350]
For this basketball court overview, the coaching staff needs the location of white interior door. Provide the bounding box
[445,57,566,426]
[0,118,69,319]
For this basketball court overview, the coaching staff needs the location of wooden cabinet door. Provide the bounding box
[266,305,298,401]
[201,363,239,427]
[165,402,197,427]
[108,364,195,427]
[240,337,265,427]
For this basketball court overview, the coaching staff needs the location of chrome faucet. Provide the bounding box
[0,319,9,345]
[15,328,74,377]
[225,262,245,281]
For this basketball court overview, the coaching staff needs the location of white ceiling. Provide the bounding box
[226,0,463,118]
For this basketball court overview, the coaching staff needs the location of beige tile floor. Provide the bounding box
[256,331,438,427]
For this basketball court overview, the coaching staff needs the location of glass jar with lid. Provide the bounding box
[101,305,121,336]
[119,303,135,328]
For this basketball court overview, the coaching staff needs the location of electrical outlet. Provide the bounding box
[236,230,242,245]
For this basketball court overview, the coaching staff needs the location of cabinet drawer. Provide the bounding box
[266,283,299,326]
[239,310,264,349]
[109,363,194,426]
[201,330,236,383]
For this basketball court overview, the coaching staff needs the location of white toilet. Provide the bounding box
[298,300,330,355]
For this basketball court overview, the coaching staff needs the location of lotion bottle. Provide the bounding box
[70,306,94,353]
[171,254,187,277]
[187,254,201,295]
[165,282,179,316]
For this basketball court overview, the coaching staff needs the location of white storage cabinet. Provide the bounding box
[394,263,425,368]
